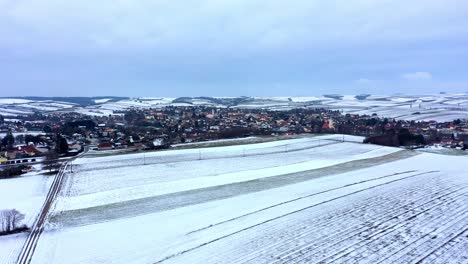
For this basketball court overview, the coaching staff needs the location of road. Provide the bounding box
[16,147,88,264]
[16,162,68,264]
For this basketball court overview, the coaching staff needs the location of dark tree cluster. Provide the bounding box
[0,165,28,179]
[1,131,15,150]
[55,134,69,154]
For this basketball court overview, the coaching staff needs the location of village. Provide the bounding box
[0,106,467,169]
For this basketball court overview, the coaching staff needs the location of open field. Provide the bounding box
[0,167,54,264]
[1,94,467,121]
[20,136,468,263]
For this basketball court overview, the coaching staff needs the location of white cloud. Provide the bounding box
[401,72,433,81]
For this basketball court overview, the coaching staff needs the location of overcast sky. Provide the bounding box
[1,0,468,97]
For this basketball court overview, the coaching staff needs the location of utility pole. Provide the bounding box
[143,154,146,165]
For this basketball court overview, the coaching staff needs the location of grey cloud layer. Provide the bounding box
[0,0,468,96]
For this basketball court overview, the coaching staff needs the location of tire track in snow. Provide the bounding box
[221,180,466,264]
[232,176,463,264]
[414,227,468,264]
[311,191,467,263]
[153,169,441,263]
[429,230,468,264]
[157,173,465,264]
[186,170,417,235]
[382,217,467,264]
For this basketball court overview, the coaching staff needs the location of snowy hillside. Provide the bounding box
[22,136,468,263]
[1,93,467,121]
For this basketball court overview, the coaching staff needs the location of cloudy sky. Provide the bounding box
[1,0,468,97]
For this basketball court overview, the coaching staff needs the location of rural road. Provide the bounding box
[16,162,68,264]
[16,147,88,264]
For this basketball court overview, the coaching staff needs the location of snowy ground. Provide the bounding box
[54,141,399,213]
[2,94,466,121]
[0,168,54,264]
[25,137,468,263]
[171,136,259,147]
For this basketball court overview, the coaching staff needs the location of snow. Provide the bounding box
[31,150,468,263]
[54,143,399,212]
[94,98,112,104]
[0,107,34,116]
[289,96,322,102]
[0,174,52,226]
[0,233,28,264]
[0,94,467,120]
[0,99,33,104]
[73,137,318,165]
[172,136,259,147]
[0,170,53,264]
[0,94,464,121]
[0,131,44,138]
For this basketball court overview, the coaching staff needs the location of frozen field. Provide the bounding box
[85,93,468,121]
[21,137,468,263]
[2,94,467,121]
[0,168,53,264]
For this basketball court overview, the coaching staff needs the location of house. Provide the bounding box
[98,142,113,150]
[20,145,38,154]
[9,145,42,159]
[440,138,453,146]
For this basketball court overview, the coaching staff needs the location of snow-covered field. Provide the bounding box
[23,137,468,263]
[0,99,76,117]
[0,167,53,264]
[2,93,466,121]
[0,131,44,138]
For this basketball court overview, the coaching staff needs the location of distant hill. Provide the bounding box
[0,96,129,106]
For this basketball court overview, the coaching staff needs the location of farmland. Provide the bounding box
[0,166,53,264]
[1,94,467,122]
[19,135,468,263]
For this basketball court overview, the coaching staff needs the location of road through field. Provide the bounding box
[49,150,416,227]
[16,163,68,264]
[28,140,468,264]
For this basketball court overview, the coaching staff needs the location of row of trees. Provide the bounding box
[1,131,68,152]
[0,209,26,235]
[0,165,28,179]
[1,131,15,150]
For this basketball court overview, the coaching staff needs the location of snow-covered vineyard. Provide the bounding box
[19,136,467,263]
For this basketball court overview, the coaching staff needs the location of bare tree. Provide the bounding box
[0,210,9,232]
[0,209,25,234]
[11,209,25,230]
